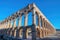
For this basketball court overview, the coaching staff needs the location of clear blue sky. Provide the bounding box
[0,0,60,29]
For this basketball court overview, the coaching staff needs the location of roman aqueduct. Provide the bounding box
[0,3,56,40]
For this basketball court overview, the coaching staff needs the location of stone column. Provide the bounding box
[16,14,22,38]
[4,21,9,35]
[40,16,43,38]
[10,20,12,28]
[24,13,28,26]
[9,20,13,36]
[32,7,36,25]
[31,7,36,40]
[12,19,16,37]
[43,18,45,37]
[38,15,42,38]
[7,20,11,35]
[6,20,10,35]
[9,20,11,28]
[48,23,50,35]
[18,15,22,27]
[31,25,36,40]
[42,18,44,28]
[25,13,28,39]
[13,19,16,27]
[23,12,28,39]
[45,21,47,36]
[47,22,50,35]
[46,21,48,36]
[7,20,10,28]
[38,15,40,27]
[5,21,8,28]
[44,20,47,36]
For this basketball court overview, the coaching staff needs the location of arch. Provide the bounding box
[26,27,32,39]
[28,12,33,25]
[16,18,18,26]
[16,27,23,38]
[40,16,42,28]
[36,12,39,26]
[21,15,25,26]
[11,27,17,37]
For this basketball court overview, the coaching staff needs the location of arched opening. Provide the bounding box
[9,20,13,36]
[19,28,23,38]
[40,16,43,37]
[16,27,23,38]
[16,28,23,39]
[16,18,19,27]
[12,27,17,37]
[27,28,32,39]
[11,19,17,37]
[35,13,39,38]
[44,21,45,27]
[40,16,42,28]
[28,12,32,25]
[21,15,25,26]
[36,13,39,26]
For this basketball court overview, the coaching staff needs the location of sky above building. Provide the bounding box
[0,0,60,29]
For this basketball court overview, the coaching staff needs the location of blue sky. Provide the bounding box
[0,0,60,29]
